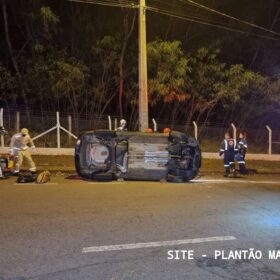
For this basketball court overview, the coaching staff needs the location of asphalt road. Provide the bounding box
[0,175,280,280]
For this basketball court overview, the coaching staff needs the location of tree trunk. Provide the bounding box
[2,0,31,125]
[99,89,119,119]
[119,10,136,118]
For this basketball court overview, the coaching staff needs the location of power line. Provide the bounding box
[68,0,280,40]
[147,6,280,40]
[147,1,280,40]
[68,0,138,9]
[149,0,280,37]
[179,0,280,37]
[149,0,254,28]
[149,2,246,29]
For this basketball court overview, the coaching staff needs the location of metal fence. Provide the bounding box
[0,108,279,154]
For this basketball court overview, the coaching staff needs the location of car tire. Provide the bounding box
[75,155,81,176]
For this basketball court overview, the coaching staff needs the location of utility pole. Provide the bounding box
[139,0,148,132]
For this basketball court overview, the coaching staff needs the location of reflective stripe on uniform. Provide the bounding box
[234,139,239,151]
[224,140,228,151]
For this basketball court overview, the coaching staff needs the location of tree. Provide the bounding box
[118,9,136,118]
[0,63,16,109]
[216,64,268,128]
[147,40,191,123]
[49,58,89,129]
[185,48,268,128]
[2,0,31,123]
[186,48,227,124]
[91,35,120,118]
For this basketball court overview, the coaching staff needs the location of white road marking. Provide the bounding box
[87,179,280,186]
[192,179,280,185]
[87,182,128,185]
[82,236,236,253]
[13,182,58,186]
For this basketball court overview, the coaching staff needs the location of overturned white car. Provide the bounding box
[75,130,201,182]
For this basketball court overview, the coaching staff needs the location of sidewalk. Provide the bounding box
[28,155,280,175]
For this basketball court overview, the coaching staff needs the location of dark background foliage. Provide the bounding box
[0,0,279,130]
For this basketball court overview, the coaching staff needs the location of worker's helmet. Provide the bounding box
[163,127,171,134]
[120,119,126,126]
[21,128,29,135]
[145,128,153,133]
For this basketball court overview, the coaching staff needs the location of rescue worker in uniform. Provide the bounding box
[10,128,36,175]
[116,119,127,131]
[236,131,248,174]
[219,132,239,177]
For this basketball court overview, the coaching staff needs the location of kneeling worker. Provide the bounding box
[10,128,37,175]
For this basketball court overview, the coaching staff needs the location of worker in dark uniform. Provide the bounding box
[219,132,239,177]
[236,131,248,174]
